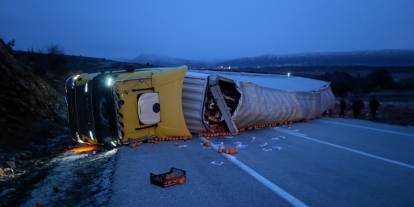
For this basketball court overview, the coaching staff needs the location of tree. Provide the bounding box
[367,69,394,90]
[321,71,356,96]
[5,39,15,53]
[46,44,67,75]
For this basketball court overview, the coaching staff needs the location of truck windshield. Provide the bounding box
[65,77,95,142]
[91,75,118,143]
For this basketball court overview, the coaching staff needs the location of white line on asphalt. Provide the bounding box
[200,137,308,207]
[319,119,414,137]
[275,128,414,170]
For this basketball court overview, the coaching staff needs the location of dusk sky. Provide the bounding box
[1,0,413,60]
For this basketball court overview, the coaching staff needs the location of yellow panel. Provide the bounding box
[114,66,191,142]
[115,77,155,142]
[153,66,192,138]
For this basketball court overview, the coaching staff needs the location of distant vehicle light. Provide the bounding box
[84,82,88,93]
[106,77,113,87]
[287,72,291,77]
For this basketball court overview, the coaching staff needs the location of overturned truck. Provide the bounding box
[65,66,335,147]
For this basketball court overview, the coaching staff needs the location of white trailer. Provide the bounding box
[182,71,335,134]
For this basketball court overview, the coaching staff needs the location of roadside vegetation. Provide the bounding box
[0,38,146,205]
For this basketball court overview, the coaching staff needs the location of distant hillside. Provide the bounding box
[216,50,414,68]
[130,54,207,68]
[14,51,148,74]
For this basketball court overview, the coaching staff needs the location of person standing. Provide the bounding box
[369,96,380,120]
[339,98,347,117]
[352,97,364,119]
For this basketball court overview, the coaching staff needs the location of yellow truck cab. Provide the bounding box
[113,66,191,143]
[66,66,192,147]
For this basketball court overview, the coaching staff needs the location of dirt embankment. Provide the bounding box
[0,38,72,205]
[0,39,67,147]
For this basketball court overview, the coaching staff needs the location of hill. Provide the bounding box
[216,50,414,68]
[130,54,206,68]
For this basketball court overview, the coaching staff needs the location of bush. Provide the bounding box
[321,71,356,96]
[46,44,68,75]
[366,69,394,90]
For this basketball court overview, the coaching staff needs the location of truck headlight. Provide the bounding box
[106,77,113,87]
[89,130,95,140]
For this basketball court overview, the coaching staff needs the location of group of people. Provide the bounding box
[339,96,380,120]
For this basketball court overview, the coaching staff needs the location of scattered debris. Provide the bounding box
[234,141,248,149]
[202,140,212,148]
[177,144,188,148]
[270,137,280,141]
[217,146,239,155]
[272,146,282,151]
[260,142,268,148]
[147,136,192,144]
[211,161,224,166]
[129,141,143,148]
[262,148,273,152]
[150,168,186,188]
[0,168,15,180]
[223,148,239,155]
[251,136,256,142]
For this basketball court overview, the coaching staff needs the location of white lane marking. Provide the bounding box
[201,138,308,207]
[319,120,414,137]
[275,128,414,170]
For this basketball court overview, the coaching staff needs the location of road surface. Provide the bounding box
[110,118,414,207]
[18,118,414,206]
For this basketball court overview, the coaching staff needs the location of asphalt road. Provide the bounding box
[109,118,414,207]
